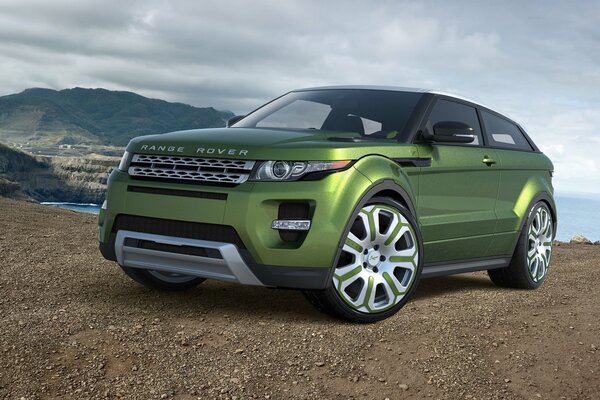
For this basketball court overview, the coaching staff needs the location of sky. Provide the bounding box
[0,0,598,195]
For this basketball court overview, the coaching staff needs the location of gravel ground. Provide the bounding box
[0,198,598,399]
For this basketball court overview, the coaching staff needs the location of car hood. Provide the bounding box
[127,127,415,160]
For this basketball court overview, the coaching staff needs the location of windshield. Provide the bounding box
[232,89,423,141]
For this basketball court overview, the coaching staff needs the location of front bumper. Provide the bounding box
[100,229,332,289]
[98,167,373,289]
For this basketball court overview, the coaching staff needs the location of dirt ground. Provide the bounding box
[0,198,598,399]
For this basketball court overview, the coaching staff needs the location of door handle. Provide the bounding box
[482,156,496,166]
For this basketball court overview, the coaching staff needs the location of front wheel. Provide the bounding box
[120,266,206,291]
[304,197,423,323]
[488,201,554,289]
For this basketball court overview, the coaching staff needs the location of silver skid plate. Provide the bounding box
[115,230,263,286]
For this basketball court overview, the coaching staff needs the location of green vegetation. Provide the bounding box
[0,87,233,147]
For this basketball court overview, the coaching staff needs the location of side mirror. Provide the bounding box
[226,115,245,128]
[427,121,475,143]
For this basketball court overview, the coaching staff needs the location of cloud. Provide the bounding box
[0,0,599,193]
[525,107,600,194]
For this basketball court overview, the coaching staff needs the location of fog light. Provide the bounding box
[271,220,311,231]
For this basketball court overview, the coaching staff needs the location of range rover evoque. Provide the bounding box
[99,86,556,323]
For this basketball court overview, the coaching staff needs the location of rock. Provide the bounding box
[399,383,409,390]
[570,234,592,244]
[0,177,21,196]
[315,361,325,367]
[1,146,116,203]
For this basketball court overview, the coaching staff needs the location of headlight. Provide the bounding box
[249,160,352,181]
[118,151,131,171]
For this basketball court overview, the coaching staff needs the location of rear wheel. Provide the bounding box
[304,197,423,323]
[488,201,554,289]
[120,266,206,291]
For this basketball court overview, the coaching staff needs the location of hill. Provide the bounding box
[0,87,233,146]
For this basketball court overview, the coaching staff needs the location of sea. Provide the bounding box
[42,194,600,242]
[41,202,101,214]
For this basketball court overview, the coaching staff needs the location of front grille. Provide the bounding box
[112,215,246,249]
[128,154,255,185]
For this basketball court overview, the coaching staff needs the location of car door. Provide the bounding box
[415,98,501,263]
[478,109,542,257]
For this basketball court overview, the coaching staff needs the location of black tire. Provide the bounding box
[303,197,423,323]
[120,266,206,291]
[488,201,554,289]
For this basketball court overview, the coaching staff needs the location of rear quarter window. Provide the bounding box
[481,110,533,151]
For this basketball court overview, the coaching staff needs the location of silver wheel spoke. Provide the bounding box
[541,211,549,235]
[343,236,364,259]
[532,212,541,234]
[382,213,401,245]
[538,254,546,280]
[334,262,362,280]
[530,257,539,281]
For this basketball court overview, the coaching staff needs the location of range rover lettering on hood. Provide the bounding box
[139,144,248,156]
[196,147,248,156]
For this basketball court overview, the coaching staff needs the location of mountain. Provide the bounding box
[0,87,234,146]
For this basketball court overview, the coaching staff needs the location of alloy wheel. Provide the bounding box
[333,204,419,313]
[527,205,553,282]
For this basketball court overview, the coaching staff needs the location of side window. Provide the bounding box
[426,99,482,145]
[480,110,533,151]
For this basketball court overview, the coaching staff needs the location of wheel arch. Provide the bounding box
[351,154,419,221]
[324,179,420,286]
[369,184,417,220]
[512,175,557,238]
[519,192,557,237]
[508,190,557,258]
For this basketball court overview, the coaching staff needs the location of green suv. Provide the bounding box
[99,86,556,322]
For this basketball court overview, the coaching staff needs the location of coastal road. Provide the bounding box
[0,198,598,399]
